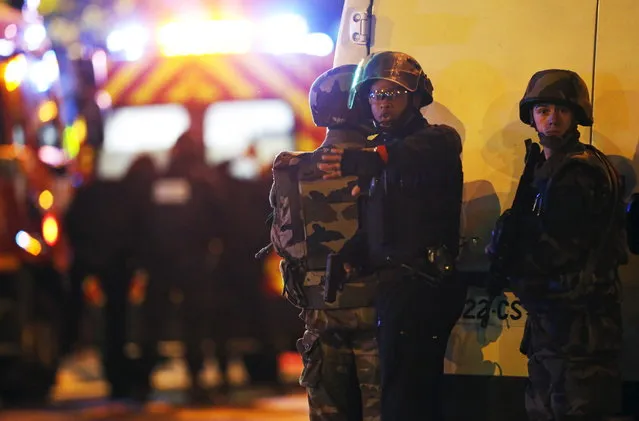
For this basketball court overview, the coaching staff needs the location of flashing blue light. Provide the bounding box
[304,33,334,57]
[106,25,149,61]
[15,231,30,249]
[24,23,47,51]
[106,14,334,57]
[0,39,16,56]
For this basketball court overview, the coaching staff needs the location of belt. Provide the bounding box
[303,272,378,309]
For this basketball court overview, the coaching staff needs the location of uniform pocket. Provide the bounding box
[296,330,322,388]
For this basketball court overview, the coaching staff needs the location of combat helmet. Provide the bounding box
[309,64,364,128]
[348,51,434,109]
[519,69,593,126]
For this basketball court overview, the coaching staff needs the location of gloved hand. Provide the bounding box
[485,209,513,258]
[317,147,383,179]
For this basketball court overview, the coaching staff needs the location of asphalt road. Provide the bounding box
[2,394,310,421]
[2,347,310,421]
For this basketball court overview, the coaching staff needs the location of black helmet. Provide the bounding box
[519,69,593,126]
[349,51,434,109]
[309,64,363,128]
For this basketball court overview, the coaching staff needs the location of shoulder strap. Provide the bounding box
[578,145,622,289]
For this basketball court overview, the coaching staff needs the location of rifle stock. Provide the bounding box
[482,139,542,327]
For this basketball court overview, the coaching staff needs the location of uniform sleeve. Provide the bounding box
[385,125,464,256]
[520,162,609,275]
[341,124,464,259]
[341,124,462,179]
[385,124,463,172]
[409,126,463,256]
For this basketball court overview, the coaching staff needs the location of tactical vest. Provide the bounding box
[535,144,628,290]
[270,150,376,309]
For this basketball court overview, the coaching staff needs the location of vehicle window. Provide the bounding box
[99,104,190,178]
[203,99,295,179]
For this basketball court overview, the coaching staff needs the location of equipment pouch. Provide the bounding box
[296,330,322,388]
[281,259,307,308]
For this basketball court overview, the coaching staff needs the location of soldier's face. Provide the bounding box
[532,103,574,138]
[368,80,410,127]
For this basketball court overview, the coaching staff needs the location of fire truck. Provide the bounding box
[81,12,335,381]
[0,3,82,404]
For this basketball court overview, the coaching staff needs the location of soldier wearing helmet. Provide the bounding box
[318,52,465,421]
[271,64,380,421]
[143,130,225,405]
[519,69,594,153]
[488,69,628,421]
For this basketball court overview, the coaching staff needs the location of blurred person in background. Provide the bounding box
[62,144,96,356]
[144,131,225,405]
[120,154,159,403]
[64,148,141,402]
[214,158,282,391]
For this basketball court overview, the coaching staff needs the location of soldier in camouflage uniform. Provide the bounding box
[318,52,465,421]
[488,69,628,421]
[270,65,380,421]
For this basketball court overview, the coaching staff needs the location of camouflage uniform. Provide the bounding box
[270,65,380,421]
[342,52,465,421]
[493,70,628,421]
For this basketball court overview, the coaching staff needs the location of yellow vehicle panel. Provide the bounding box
[445,288,528,377]
[365,0,599,378]
[593,0,639,381]
[370,0,596,207]
[336,0,639,381]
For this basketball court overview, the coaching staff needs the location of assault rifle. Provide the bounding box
[481,139,542,328]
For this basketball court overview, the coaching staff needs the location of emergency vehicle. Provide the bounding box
[86,12,335,372]
[0,3,80,403]
[334,0,639,419]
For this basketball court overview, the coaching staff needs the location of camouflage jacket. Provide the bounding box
[509,140,627,308]
[269,128,377,310]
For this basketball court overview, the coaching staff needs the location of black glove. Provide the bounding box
[486,209,513,259]
[341,149,384,177]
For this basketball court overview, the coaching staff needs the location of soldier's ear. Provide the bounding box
[529,109,538,130]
